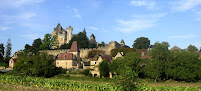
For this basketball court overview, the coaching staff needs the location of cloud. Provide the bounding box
[0,0,45,8]
[115,13,167,34]
[19,13,36,20]
[170,0,201,11]
[88,26,99,30]
[0,27,9,31]
[130,0,157,10]
[169,34,198,39]
[73,14,82,19]
[20,34,43,40]
[73,8,79,13]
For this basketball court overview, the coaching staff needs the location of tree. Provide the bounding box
[6,38,12,57]
[24,44,31,53]
[40,34,52,50]
[132,37,150,49]
[68,32,90,49]
[199,47,201,52]
[31,38,42,53]
[99,60,109,77]
[166,50,201,81]
[145,41,170,81]
[187,45,198,52]
[60,44,71,49]
[52,35,59,49]
[0,43,4,63]
[101,41,105,47]
[14,52,62,77]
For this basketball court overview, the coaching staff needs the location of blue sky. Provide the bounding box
[0,0,201,55]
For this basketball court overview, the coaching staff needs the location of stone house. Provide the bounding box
[91,54,112,77]
[9,51,19,68]
[56,41,80,69]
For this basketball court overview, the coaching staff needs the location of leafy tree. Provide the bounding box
[132,37,150,49]
[145,41,170,81]
[5,38,12,57]
[24,44,31,53]
[99,60,109,77]
[89,43,96,48]
[14,52,62,77]
[166,50,201,81]
[52,35,59,49]
[118,66,139,91]
[0,43,4,63]
[199,47,201,52]
[60,44,71,49]
[31,38,42,53]
[40,34,52,50]
[68,32,90,48]
[187,45,198,52]
[101,41,105,47]
[109,52,143,77]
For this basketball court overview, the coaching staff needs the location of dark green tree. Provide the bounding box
[60,44,71,49]
[24,44,31,53]
[132,37,150,49]
[101,41,105,47]
[52,35,59,49]
[0,43,4,63]
[68,32,89,48]
[166,50,201,81]
[5,38,12,57]
[40,34,52,50]
[14,52,62,77]
[145,41,170,81]
[187,45,198,52]
[31,38,42,53]
[99,60,109,77]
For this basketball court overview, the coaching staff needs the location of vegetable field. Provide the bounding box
[0,74,201,91]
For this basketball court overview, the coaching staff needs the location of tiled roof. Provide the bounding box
[57,53,73,60]
[69,41,80,52]
[100,55,112,63]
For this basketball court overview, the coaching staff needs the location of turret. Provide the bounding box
[66,26,73,43]
[120,39,125,45]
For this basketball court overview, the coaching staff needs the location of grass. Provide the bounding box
[51,74,117,84]
[0,83,59,91]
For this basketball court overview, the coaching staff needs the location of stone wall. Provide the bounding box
[40,41,127,59]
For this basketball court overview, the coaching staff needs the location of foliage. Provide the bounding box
[60,43,71,49]
[40,34,52,50]
[118,66,139,91]
[24,44,31,53]
[87,50,105,58]
[99,60,109,77]
[52,35,59,49]
[109,52,144,77]
[14,52,62,77]
[166,50,201,81]
[68,32,90,49]
[0,43,4,63]
[80,69,91,76]
[132,37,150,49]
[0,74,122,91]
[31,38,42,53]
[187,44,198,52]
[89,43,97,48]
[110,48,136,57]
[145,42,170,81]
[5,38,12,57]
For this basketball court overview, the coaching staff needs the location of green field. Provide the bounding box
[1,74,201,91]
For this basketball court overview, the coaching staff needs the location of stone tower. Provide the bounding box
[90,33,96,44]
[66,26,73,43]
[120,39,125,46]
[52,23,67,46]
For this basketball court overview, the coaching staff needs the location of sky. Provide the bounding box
[0,0,201,55]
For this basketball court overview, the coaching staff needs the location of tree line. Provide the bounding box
[0,38,12,67]
[99,37,201,82]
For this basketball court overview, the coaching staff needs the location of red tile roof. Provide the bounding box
[69,41,80,52]
[57,53,73,60]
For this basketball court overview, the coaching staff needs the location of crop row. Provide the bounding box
[0,74,201,91]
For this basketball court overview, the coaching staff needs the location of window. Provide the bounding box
[94,62,96,64]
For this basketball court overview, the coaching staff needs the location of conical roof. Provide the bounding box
[120,39,125,44]
[69,41,80,52]
[83,28,86,34]
[90,33,95,38]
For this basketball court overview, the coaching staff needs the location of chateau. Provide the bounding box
[52,23,96,47]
